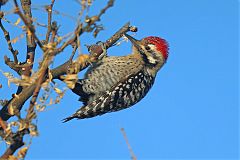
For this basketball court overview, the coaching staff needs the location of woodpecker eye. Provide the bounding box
[145,46,151,50]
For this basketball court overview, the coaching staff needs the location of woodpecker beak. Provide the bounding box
[125,34,139,45]
[124,34,144,54]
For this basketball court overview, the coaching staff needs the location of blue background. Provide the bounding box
[0,0,238,159]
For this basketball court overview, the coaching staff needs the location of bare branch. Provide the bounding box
[120,128,137,160]
[69,43,78,61]
[0,11,19,64]
[13,0,43,50]
[4,55,21,75]
[45,0,55,42]
[26,69,47,121]
[98,0,114,18]
[54,0,115,56]
[50,21,58,43]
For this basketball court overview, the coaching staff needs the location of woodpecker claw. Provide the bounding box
[96,41,107,60]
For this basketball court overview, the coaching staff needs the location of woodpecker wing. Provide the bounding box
[63,70,155,122]
[71,79,93,105]
[71,56,144,105]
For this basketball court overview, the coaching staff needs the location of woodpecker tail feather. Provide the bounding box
[62,114,77,123]
[62,104,93,122]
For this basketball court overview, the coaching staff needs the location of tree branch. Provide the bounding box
[121,128,137,160]
[0,129,29,159]
[0,11,19,64]
[53,0,115,56]
[13,0,43,50]
[45,0,55,43]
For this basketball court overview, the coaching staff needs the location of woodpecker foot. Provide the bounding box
[96,41,107,60]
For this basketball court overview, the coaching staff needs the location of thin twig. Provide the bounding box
[53,0,115,56]
[120,128,137,160]
[98,0,114,17]
[69,44,78,61]
[0,11,18,64]
[45,0,55,42]
[50,21,57,43]
[13,0,44,50]
[4,55,33,75]
[26,69,47,121]
[53,23,82,56]
[105,22,131,48]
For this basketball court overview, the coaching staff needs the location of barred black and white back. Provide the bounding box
[63,70,155,122]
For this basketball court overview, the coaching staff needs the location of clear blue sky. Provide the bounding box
[0,0,238,159]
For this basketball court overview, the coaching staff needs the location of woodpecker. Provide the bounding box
[63,34,169,122]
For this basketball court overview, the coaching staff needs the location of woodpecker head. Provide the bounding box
[125,34,169,72]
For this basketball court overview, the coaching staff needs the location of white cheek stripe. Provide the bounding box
[147,56,157,64]
[146,44,158,64]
